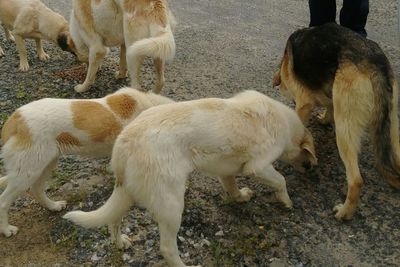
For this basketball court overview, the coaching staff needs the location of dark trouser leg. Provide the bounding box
[340,0,369,37]
[308,0,336,27]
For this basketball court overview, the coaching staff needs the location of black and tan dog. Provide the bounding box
[273,23,400,220]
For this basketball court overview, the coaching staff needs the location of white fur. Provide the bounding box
[70,0,176,93]
[64,90,317,267]
[0,88,174,237]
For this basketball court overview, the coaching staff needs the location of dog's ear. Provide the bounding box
[57,32,71,52]
[301,128,318,165]
[272,70,281,87]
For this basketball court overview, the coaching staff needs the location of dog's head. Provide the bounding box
[280,127,318,173]
[57,32,88,62]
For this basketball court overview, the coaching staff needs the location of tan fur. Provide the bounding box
[73,0,94,32]
[71,101,122,143]
[106,94,137,119]
[1,111,32,149]
[56,132,82,148]
[0,0,78,71]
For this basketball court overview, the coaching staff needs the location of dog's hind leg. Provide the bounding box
[34,38,49,61]
[331,65,371,220]
[128,55,145,91]
[115,44,128,79]
[0,168,44,237]
[30,158,66,211]
[153,58,165,94]
[109,222,131,249]
[150,177,199,267]
[218,176,254,203]
[74,45,107,93]
[332,125,364,220]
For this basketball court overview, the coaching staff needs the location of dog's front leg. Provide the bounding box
[34,38,50,61]
[13,35,29,71]
[218,176,254,202]
[253,165,293,208]
[74,46,107,93]
[115,44,128,79]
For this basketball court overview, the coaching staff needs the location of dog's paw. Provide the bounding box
[235,187,254,202]
[74,84,89,93]
[8,34,15,42]
[114,70,127,79]
[275,191,293,209]
[333,204,354,221]
[38,52,50,61]
[19,61,29,72]
[48,200,67,211]
[115,234,132,250]
[1,224,19,237]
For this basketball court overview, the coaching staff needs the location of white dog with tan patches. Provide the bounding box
[64,90,318,267]
[70,0,176,93]
[0,88,173,237]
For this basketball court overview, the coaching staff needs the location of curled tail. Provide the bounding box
[63,185,132,228]
[372,73,400,189]
[127,29,175,63]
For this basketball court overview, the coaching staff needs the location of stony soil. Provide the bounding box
[0,0,399,266]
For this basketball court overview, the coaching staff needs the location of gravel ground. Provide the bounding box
[1,0,400,266]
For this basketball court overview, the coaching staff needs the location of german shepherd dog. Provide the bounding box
[273,23,400,220]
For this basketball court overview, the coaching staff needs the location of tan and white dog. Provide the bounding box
[70,0,176,93]
[0,0,79,71]
[0,88,174,237]
[64,90,317,267]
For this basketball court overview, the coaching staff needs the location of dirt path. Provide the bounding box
[0,0,399,266]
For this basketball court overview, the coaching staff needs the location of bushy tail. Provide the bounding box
[63,185,133,228]
[371,74,400,189]
[0,176,8,189]
[127,29,176,63]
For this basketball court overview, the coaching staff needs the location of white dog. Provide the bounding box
[64,90,318,267]
[0,88,173,237]
[69,0,176,93]
[0,0,79,71]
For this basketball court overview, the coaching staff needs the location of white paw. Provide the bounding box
[19,61,29,72]
[333,203,354,221]
[1,224,19,237]
[235,187,254,202]
[38,52,50,61]
[114,70,127,79]
[74,83,89,93]
[115,234,132,250]
[49,200,67,211]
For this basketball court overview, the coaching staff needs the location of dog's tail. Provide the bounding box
[0,176,8,189]
[127,29,176,63]
[371,65,400,189]
[63,185,133,228]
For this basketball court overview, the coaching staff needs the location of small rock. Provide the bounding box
[178,236,185,242]
[201,239,211,246]
[122,253,131,261]
[215,230,224,237]
[91,253,100,262]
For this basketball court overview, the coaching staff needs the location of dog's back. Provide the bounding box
[287,23,392,92]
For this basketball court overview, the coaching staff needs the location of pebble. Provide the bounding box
[215,230,224,237]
